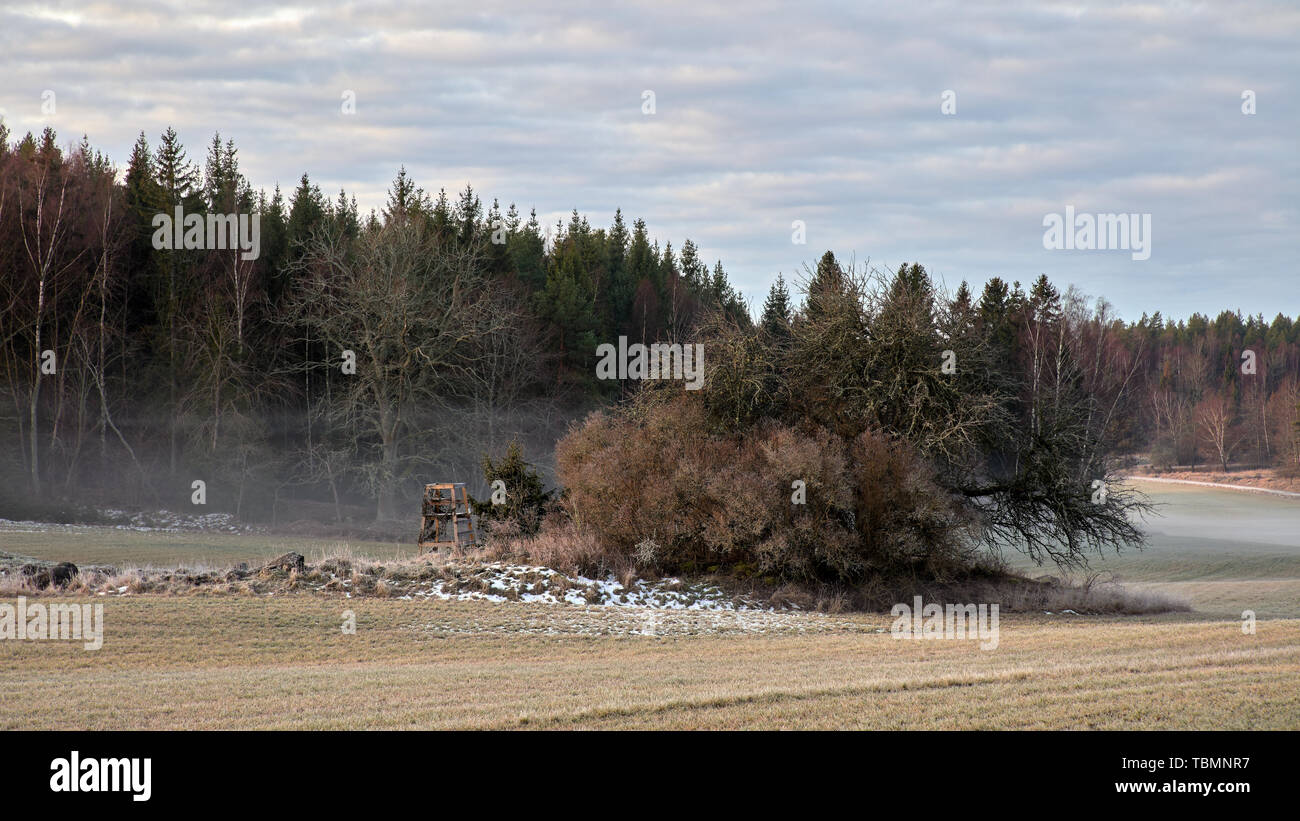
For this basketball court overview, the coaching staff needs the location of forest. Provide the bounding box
[1,125,1298,551]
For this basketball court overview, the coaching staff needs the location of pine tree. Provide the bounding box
[259,185,290,304]
[952,280,973,315]
[472,440,553,536]
[602,209,630,337]
[621,219,654,337]
[152,126,202,476]
[382,166,423,224]
[154,127,199,207]
[287,173,327,259]
[334,189,359,238]
[36,125,61,167]
[509,208,547,291]
[761,273,792,337]
[1028,273,1063,325]
[658,240,677,298]
[484,198,510,275]
[804,250,844,319]
[455,183,481,246]
[679,238,706,289]
[430,188,453,244]
[535,234,598,379]
[121,133,161,332]
[14,130,37,161]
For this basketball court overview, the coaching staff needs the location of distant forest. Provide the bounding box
[1,125,1297,528]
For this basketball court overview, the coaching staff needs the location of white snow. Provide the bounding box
[404,563,764,611]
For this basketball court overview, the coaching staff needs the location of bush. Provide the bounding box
[483,515,618,575]
[847,431,976,580]
[556,262,1148,581]
[471,440,554,537]
[556,395,970,582]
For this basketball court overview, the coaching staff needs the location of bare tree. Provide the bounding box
[14,145,84,493]
[284,219,499,520]
[1196,393,1240,473]
[455,284,555,454]
[1267,377,1300,470]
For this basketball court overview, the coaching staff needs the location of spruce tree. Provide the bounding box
[679,238,706,289]
[455,183,481,246]
[508,208,547,291]
[153,126,200,476]
[1028,273,1063,325]
[804,250,843,320]
[259,185,290,303]
[287,173,327,258]
[761,273,792,337]
[121,133,161,333]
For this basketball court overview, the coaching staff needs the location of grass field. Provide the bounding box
[2,480,1298,730]
[2,598,1295,729]
[0,523,411,569]
[1009,479,1300,619]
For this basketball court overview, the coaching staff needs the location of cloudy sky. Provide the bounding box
[1,0,1295,321]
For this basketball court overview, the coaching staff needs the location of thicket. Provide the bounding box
[555,257,1154,581]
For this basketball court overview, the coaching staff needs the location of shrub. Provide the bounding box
[556,262,1149,582]
[848,430,976,580]
[472,440,554,537]
[556,394,969,582]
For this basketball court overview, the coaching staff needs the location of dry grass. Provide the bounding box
[0,596,1294,730]
[1,480,1294,729]
[0,526,408,570]
[1131,466,1300,494]
[484,519,621,575]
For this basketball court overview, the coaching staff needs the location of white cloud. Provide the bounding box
[0,0,1294,319]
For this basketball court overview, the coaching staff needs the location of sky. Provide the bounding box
[1,0,1295,322]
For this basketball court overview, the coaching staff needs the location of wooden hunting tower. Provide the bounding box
[418,483,477,550]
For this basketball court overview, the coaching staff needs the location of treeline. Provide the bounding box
[1111,308,1300,471]
[1,124,1296,532]
[0,126,747,523]
[830,272,1300,473]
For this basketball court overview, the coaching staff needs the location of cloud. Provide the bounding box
[1,0,1294,320]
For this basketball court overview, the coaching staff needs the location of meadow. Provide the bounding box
[2,480,1297,730]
